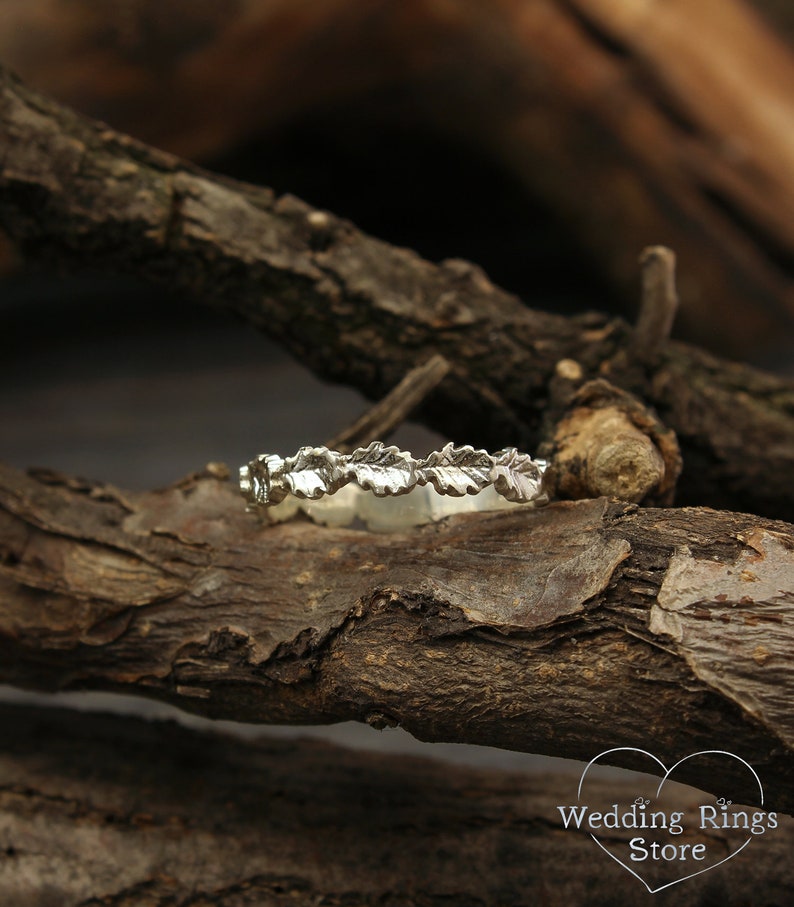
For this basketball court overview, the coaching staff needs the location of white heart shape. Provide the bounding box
[577,748,764,894]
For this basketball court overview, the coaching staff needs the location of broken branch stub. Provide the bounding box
[633,246,680,365]
[545,379,682,505]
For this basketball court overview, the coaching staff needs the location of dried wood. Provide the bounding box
[633,247,679,365]
[1,463,792,811]
[544,378,681,505]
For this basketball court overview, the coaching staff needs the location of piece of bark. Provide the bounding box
[2,0,794,354]
[1,68,793,520]
[1,703,791,907]
[0,463,792,811]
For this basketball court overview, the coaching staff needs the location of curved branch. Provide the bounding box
[1,68,794,519]
[0,464,792,811]
[2,0,794,356]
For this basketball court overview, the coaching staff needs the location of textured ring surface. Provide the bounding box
[240,441,548,511]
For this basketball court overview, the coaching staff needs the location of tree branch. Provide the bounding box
[1,67,793,519]
[3,0,794,355]
[1,463,792,811]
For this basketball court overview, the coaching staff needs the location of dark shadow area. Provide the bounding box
[209,111,615,319]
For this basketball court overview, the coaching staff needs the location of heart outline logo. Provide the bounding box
[577,748,764,894]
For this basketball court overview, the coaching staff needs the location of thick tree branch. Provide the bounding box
[1,703,791,906]
[2,0,794,355]
[1,67,793,519]
[0,464,792,811]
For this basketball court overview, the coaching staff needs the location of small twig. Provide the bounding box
[633,246,679,362]
[327,354,451,453]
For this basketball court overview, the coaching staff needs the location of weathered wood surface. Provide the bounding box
[2,0,794,354]
[0,702,792,907]
[1,463,792,811]
[1,67,793,520]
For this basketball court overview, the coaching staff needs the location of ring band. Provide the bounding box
[240,441,548,511]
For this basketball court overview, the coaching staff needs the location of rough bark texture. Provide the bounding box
[1,67,793,520]
[1,703,791,907]
[2,0,794,354]
[1,463,792,812]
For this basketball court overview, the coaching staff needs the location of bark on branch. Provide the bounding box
[0,66,793,519]
[3,0,794,355]
[1,464,792,812]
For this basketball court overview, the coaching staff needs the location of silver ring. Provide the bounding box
[240,441,548,511]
